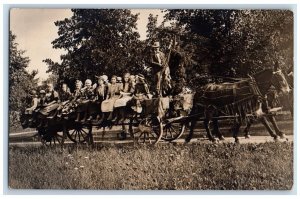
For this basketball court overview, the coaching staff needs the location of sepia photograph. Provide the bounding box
[8,7,294,190]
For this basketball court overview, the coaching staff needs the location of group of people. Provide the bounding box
[22,41,181,127]
[22,72,153,127]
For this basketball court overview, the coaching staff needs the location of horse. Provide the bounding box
[185,68,291,143]
[243,70,293,138]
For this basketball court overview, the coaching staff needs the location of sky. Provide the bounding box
[10,9,165,81]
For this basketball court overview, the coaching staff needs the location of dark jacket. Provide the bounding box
[150,51,167,73]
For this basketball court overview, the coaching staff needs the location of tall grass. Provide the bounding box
[9,142,293,190]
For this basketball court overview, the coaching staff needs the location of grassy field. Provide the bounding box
[9,142,293,190]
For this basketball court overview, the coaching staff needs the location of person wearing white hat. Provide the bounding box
[150,41,168,96]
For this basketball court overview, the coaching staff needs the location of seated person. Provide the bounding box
[92,75,108,124]
[101,75,122,120]
[59,83,72,102]
[75,79,96,122]
[37,90,47,109]
[21,90,39,126]
[130,75,136,89]
[57,83,72,117]
[60,80,83,118]
[31,90,46,127]
[129,74,151,113]
[114,73,135,108]
[73,80,83,101]
[38,84,60,126]
[39,83,60,117]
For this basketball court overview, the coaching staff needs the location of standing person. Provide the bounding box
[149,41,171,96]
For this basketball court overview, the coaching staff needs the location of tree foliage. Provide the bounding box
[45,9,147,88]
[165,9,293,78]
[9,31,38,112]
[45,9,293,90]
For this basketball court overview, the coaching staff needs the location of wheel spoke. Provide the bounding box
[143,132,146,143]
[79,130,85,141]
[74,130,78,141]
[138,131,144,139]
[71,129,76,137]
[170,126,177,134]
[81,128,88,135]
[150,131,157,138]
[169,128,174,138]
[165,127,170,138]
[148,133,152,143]
[56,136,62,144]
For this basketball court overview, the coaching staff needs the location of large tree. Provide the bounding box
[45,9,146,89]
[165,9,293,78]
[9,31,38,130]
[9,31,38,112]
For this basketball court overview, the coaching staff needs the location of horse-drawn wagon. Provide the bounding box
[20,67,291,147]
[20,90,194,146]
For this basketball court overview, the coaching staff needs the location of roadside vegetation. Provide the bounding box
[9,142,293,190]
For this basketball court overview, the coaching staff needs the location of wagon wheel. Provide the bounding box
[129,116,163,144]
[161,120,186,142]
[38,128,65,147]
[64,122,92,144]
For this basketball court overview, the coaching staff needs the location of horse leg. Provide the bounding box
[267,115,285,139]
[213,118,224,140]
[232,118,242,143]
[203,110,215,142]
[243,118,254,139]
[185,105,199,143]
[185,118,196,143]
[289,93,294,118]
[259,116,278,140]
[204,117,216,142]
